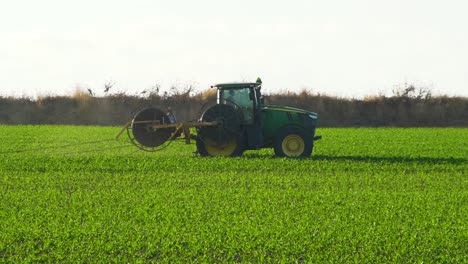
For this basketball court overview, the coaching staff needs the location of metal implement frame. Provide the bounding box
[116,120,219,144]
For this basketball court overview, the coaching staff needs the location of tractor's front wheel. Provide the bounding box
[274,127,313,158]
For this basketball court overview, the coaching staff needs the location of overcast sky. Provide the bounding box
[1,0,467,98]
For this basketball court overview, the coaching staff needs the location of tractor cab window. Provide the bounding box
[220,88,254,124]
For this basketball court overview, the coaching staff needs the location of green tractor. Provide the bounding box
[196,79,321,157]
[119,78,321,158]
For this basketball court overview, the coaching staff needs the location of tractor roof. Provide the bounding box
[211,82,261,90]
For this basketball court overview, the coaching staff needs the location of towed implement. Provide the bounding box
[117,78,321,157]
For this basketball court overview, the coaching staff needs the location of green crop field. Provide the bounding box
[0,126,466,262]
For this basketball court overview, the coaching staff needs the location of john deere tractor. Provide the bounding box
[119,78,321,158]
[195,78,321,157]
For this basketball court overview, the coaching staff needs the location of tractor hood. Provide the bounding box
[262,105,318,120]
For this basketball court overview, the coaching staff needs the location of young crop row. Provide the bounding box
[0,126,466,262]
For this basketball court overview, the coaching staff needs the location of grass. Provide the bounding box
[0,126,467,262]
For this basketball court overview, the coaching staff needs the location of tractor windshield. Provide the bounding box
[219,88,254,124]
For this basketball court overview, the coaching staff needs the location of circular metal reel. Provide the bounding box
[128,107,175,152]
[196,103,245,156]
[198,103,243,142]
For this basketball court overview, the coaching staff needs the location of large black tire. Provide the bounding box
[274,127,313,157]
[196,104,245,157]
[196,135,245,157]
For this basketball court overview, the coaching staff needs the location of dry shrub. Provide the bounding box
[195,88,217,101]
[71,88,93,101]
[0,87,467,127]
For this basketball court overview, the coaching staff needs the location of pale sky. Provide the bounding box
[1,0,467,98]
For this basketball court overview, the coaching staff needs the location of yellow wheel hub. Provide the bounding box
[281,134,305,157]
[204,138,238,157]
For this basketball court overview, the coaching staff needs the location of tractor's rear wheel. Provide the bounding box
[274,127,313,157]
[196,136,244,157]
[196,104,245,157]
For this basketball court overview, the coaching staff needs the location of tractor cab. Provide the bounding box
[211,80,264,149]
[212,80,263,125]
